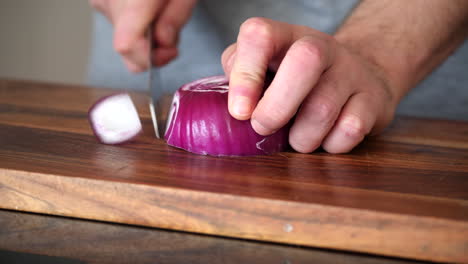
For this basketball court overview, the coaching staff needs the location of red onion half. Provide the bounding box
[164,75,289,156]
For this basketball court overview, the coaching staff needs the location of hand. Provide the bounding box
[90,0,197,72]
[222,18,399,154]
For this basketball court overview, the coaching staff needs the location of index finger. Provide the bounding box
[228,18,295,120]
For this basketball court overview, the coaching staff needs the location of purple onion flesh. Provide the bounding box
[164,75,289,156]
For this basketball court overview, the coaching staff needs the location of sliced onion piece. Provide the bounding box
[88,93,142,144]
[164,75,289,156]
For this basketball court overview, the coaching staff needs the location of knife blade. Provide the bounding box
[147,25,165,139]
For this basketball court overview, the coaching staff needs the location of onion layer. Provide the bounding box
[164,75,289,156]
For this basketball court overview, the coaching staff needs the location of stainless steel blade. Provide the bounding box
[147,25,165,139]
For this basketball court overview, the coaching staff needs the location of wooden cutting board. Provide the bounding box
[1,79,467,263]
[0,209,427,264]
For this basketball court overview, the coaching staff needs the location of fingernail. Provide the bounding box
[251,119,270,135]
[232,96,252,118]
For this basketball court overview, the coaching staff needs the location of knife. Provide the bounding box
[147,25,165,139]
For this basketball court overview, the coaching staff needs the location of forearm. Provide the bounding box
[334,0,468,102]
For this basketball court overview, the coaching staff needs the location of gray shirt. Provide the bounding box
[87,0,468,120]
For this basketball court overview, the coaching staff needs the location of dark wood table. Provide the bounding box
[1,79,467,263]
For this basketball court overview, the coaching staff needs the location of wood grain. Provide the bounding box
[1,79,468,263]
[0,210,425,264]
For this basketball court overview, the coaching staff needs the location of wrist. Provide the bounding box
[333,0,468,105]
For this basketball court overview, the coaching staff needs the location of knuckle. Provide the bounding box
[339,115,368,140]
[113,40,132,55]
[235,69,265,86]
[294,38,325,64]
[240,17,274,44]
[306,96,339,125]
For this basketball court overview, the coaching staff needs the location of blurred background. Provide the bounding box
[0,0,93,85]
